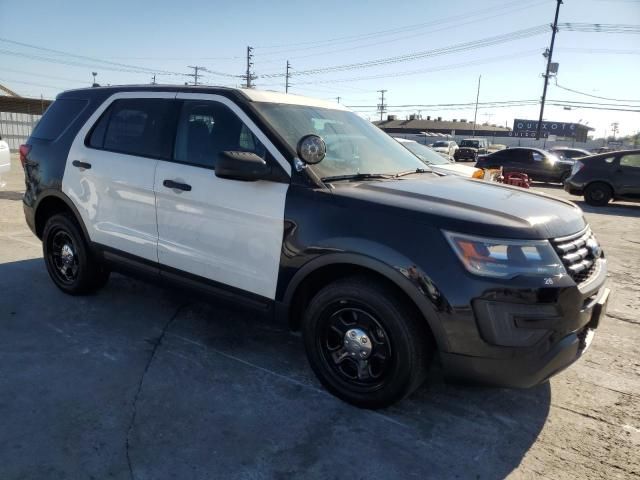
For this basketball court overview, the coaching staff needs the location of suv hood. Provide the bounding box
[331,175,586,239]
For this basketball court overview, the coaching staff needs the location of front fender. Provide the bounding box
[279,249,451,352]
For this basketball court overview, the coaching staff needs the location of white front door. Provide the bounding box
[154,94,290,299]
[64,92,177,262]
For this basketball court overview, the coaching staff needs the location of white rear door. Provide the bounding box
[154,94,290,299]
[64,92,176,262]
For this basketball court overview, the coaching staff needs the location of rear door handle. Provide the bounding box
[72,160,91,169]
[163,179,192,192]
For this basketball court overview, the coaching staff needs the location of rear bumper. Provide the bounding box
[440,263,609,388]
[564,179,584,196]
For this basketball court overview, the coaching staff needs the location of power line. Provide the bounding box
[254,0,539,51]
[553,79,640,102]
[259,26,549,78]
[253,0,551,64]
[558,23,640,33]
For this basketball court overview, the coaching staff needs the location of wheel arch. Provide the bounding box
[279,253,449,351]
[34,190,90,242]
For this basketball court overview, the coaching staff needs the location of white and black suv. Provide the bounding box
[22,86,609,408]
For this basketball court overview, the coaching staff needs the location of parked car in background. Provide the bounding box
[431,140,458,158]
[454,138,489,162]
[565,149,640,206]
[0,135,10,175]
[475,147,573,183]
[487,144,507,153]
[549,147,591,161]
[394,138,484,178]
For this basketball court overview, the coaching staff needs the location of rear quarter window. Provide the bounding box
[30,98,88,141]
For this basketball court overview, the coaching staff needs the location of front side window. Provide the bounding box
[620,154,640,168]
[89,98,175,159]
[253,103,425,179]
[174,101,266,169]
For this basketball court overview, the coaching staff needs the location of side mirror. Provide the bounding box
[215,151,271,181]
[297,134,326,164]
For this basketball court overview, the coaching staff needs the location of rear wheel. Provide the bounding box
[584,182,612,206]
[302,276,432,409]
[43,213,110,295]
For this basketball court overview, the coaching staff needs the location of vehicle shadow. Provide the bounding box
[0,259,550,479]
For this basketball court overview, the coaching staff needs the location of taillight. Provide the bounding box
[19,144,31,169]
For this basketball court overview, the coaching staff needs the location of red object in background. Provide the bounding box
[503,172,531,189]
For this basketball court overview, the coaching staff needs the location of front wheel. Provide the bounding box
[302,276,432,409]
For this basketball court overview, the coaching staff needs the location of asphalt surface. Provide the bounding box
[1,154,638,479]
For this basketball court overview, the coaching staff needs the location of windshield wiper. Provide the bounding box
[394,168,431,178]
[321,173,395,182]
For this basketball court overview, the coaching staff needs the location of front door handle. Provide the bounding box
[72,160,91,169]
[163,179,192,192]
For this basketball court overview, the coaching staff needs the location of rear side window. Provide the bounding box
[88,98,175,159]
[620,154,640,168]
[31,98,88,141]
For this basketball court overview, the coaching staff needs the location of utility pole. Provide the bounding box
[244,46,256,89]
[336,96,341,104]
[611,122,619,140]
[187,66,205,86]
[472,75,481,137]
[535,0,562,140]
[377,89,387,122]
[151,74,156,85]
[285,60,291,93]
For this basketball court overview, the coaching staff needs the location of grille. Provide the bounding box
[551,227,602,284]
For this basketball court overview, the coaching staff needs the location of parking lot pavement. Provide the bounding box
[1,155,638,479]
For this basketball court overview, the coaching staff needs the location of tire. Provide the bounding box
[302,276,432,409]
[42,213,110,295]
[584,182,612,207]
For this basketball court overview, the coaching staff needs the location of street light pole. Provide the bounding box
[472,75,481,137]
[535,0,562,140]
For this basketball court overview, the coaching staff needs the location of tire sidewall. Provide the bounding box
[42,214,93,294]
[302,281,424,408]
[585,183,611,206]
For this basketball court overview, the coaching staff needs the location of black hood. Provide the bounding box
[330,175,586,240]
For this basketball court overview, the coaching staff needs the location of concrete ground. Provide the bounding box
[1,154,638,479]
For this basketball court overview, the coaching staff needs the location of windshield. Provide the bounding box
[460,140,480,148]
[399,141,451,165]
[432,141,449,148]
[254,103,426,178]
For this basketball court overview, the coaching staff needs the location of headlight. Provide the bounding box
[443,231,566,279]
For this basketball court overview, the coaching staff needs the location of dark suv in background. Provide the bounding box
[476,147,574,183]
[565,149,640,206]
[454,138,489,162]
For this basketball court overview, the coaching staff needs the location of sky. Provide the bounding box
[1,0,639,137]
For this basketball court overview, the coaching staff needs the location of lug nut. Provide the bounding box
[361,338,367,344]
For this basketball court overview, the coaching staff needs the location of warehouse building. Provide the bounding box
[374,114,511,138]
[0,91,53,150]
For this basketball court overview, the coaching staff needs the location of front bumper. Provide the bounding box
[439,259,609,388]
[454,150,478,160]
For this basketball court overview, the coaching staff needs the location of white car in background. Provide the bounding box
[0,136,10,175]
[431,140,458,158]
[394,138,484,179]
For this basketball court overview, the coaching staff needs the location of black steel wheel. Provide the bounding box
[42,213,110,295]
[303,276,433,409]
